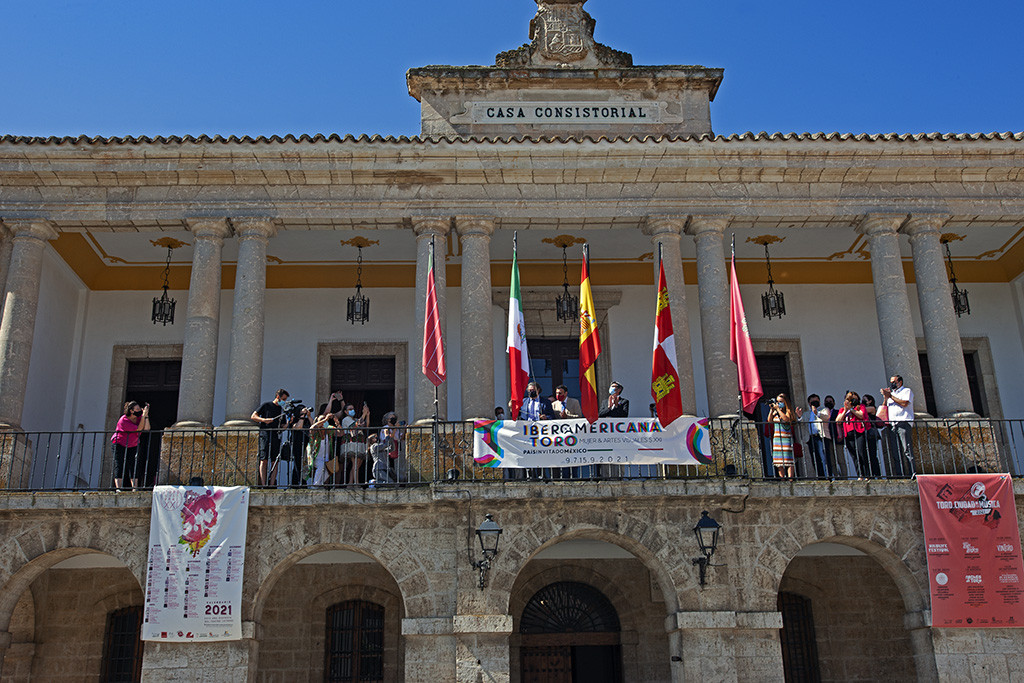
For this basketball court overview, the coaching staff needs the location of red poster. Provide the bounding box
[918,474,1024,627]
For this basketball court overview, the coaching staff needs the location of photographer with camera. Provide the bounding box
[767,393,799,480]
[251,388,289,486]
[277,400,311,487]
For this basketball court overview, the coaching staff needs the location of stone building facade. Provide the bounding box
[2,482,1024,681]
[0,0,1023,680]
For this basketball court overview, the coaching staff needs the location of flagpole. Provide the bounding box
[732,233,741,419]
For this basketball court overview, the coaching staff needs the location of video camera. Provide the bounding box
[278,398,308,423]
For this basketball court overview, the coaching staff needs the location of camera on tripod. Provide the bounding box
[278,398,308,423]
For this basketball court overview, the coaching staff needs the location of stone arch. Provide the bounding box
[258,563,406,683]
[510,564,638,635]
[495,520,685,616]
[246,510,449,621]
[250,542,409,628]
[752,508,928,615]
[0,547,143,634]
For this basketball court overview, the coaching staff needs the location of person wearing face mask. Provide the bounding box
[516,381,555,421]
[599,381,629,418]
[252,388,289,486]
[339,402,371,485]
[803,394,829,478]
[881,374,914,476]
[552,384,582,419]
[819,395,848,479]
[111,400,150,491]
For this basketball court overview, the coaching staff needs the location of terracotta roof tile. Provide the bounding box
[0,131,1021,146]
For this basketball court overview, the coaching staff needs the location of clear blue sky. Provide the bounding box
[3,0,1022,138]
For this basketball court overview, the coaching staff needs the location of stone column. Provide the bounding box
[0,224,15,322]
[174,219,231,428]
[402,617,456,681]
[667,611,785,682]
[903,216,974,416]
[222,219,277,426]
[0,220,58,428]
[642,216,696,414]
[687,216,737,417]
[454,615,513,683]
[456,217,495,421]
[413,218,450,421]
[858,215,925,411]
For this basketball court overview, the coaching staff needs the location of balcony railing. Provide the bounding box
[0,418,1020,492]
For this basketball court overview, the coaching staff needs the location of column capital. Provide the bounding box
[4,220,57,242]
[642,215,687,238]
[186,217,232,240]
[685,215,731,237]
[230,217,277,239]
[455,216,496,237]
[857,213,906,237]
[902,214,951,238]
[412,216,451,238]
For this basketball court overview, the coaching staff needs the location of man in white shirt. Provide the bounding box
[881,374,914,476]
[804,394,829,478]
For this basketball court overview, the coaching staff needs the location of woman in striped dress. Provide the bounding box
[769,393,797,480]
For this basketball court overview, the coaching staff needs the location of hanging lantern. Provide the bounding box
[760,243,786,320]
[555,245,578,323]
[347,245,370,324]
[151,246,176,325]
[943,239,970,317]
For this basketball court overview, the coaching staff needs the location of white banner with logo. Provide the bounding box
[142,486,249,642]
[472,417,712,469]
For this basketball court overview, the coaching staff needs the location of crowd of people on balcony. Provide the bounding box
[756,375,916,481]
[107,371,924,489]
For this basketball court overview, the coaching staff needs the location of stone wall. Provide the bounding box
[0,482,1024,681]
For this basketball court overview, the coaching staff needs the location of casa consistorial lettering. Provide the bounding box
[471,101,662,124]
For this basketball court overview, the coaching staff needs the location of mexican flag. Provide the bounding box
[507,236,530,418]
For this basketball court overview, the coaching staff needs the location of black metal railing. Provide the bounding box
[0,418,1019,492]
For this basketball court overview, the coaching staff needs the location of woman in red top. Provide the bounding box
[837,391,870,479]
[111,401,150,490]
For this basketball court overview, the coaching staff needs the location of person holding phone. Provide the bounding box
[111,400,150,490]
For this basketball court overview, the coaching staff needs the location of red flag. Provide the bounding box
[651,258,684,426]
[730,247,762,413]
[579,245,602,423]
[422,239,446,386]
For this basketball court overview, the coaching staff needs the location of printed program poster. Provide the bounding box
[918,474,1024,627]
[473,417,712,469]
[142,486,249,642]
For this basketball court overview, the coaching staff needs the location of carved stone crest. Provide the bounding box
[495,0,632,68]
[534,4,589,62]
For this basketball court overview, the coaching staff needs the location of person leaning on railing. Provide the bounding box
[111,401,149,491]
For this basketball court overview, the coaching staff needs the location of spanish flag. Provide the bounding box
[578,244,602,423]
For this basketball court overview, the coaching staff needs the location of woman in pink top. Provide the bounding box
[837,391,870,480]
[111,401,150,490]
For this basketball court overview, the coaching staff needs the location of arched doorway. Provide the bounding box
[778,542,918,681]
[519,581,623,683]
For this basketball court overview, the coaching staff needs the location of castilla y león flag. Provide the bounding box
[579,245,602,423]
[421,238,446,386]
[729,245,762,414]
[651,258,684,426]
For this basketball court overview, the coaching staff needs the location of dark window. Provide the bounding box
[919,351,986,417]
[778,591,821,683]
[325,600,384,683]
[520,582,622,683]
[100,605,143,683]
[526,339,581,400]
[330,358,396,426]
[755,353,792,403]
